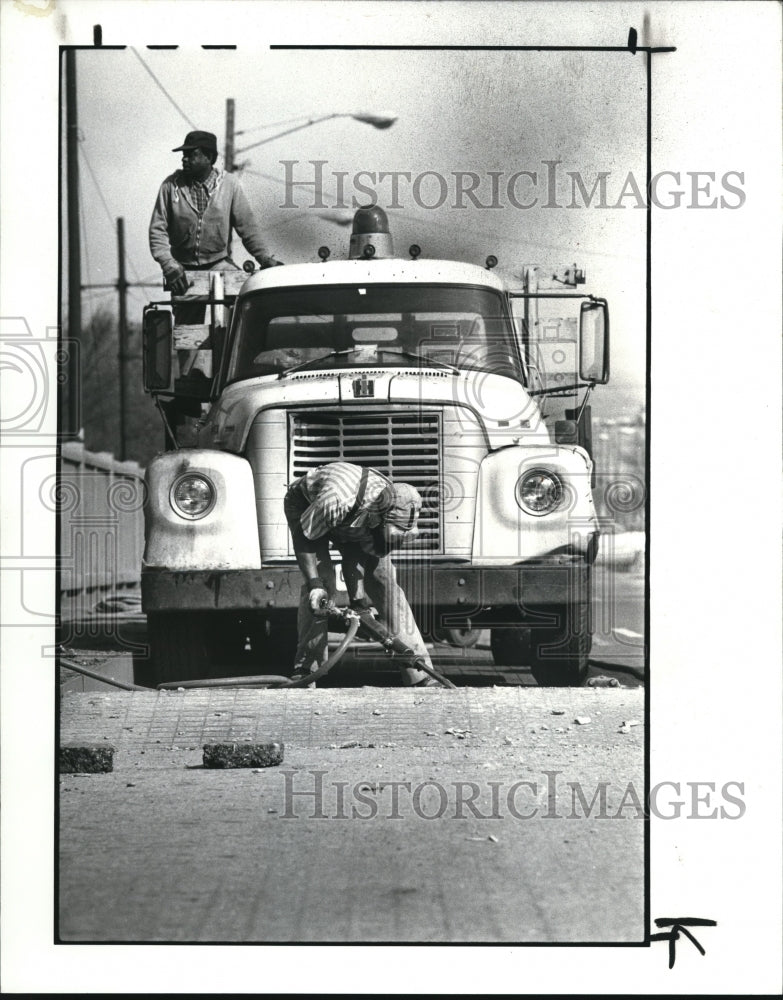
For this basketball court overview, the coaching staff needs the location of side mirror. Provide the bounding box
[142,308,173,391]
[579,299,609,384]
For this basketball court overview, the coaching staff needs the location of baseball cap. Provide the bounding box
[383,483,422,530]
[172,130,218,153]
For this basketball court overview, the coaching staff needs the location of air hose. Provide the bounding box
[157,607,456,690]
[63,607,455,692]
[59,655,150,692]
[156,613,361,690]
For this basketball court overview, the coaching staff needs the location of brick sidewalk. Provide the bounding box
[60,686,642,751]
[59,687,645,943]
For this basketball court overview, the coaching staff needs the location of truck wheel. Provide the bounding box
[134,612,246,687]
[433,626,482,648]
[490,602,590,687]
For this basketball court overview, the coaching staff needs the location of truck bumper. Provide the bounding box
[142,555,592,618]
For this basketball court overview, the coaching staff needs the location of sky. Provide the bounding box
[71,40,647,413]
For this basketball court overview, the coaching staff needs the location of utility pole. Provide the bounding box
[224,98,235,172]
[82,218,161,462]
[116,217,129,461]
[65,48,82,439]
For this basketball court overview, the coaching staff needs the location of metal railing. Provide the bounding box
[59,441,145,601]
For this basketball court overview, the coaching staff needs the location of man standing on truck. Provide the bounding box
[149,129,280,320]
[284,462,438,687]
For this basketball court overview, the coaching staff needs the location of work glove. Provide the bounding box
[307,578,330,616]
[350,595,378,618]
[163,262,190,296]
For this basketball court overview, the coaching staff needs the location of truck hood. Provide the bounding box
[201,368,548,452]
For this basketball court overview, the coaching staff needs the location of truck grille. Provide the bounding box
[290,410,442,551]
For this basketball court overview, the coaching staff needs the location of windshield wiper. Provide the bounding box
[279,348,361,377]
[279,345,461,378]
[373,347,459,375]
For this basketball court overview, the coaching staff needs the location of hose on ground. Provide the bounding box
[156,615,362,690]
[59,656,149,692]
[283,614,361,687]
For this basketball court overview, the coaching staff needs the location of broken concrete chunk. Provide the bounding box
[551,709,565,715]
[59,744,115,774]
[574,717,591,725]
[202,742,284,769]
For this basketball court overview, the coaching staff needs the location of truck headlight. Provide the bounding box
[170,473,216,519]
[515,468,564,515]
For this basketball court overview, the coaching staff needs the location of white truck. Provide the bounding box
[138,206,609,688]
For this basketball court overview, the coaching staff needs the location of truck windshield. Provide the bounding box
[225,283,524,383]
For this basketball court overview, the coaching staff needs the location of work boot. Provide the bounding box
[411,674,440,688]
[289,666,318,688]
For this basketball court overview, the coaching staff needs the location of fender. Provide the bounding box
[144,449,261,570]
[472,444,598,564]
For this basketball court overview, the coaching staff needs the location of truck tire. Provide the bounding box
[431,623,482,648]
[490,602,591,687]
[134,612,245,688]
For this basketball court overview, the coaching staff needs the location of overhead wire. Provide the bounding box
[78,143,118,231]
[78,166,106,385]
[80,48,206,291]
[240,166,621,262]
[130,47,198,130]
[79,142,145,284]
[78,169,93,294]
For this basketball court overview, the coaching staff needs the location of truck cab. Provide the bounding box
[139,207,609,688]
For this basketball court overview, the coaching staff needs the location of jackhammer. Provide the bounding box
[156,603,456,690]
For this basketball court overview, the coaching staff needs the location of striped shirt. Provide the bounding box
[298,463,389,541]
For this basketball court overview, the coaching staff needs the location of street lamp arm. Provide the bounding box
[236,113,341,154]
[235,110,397,154]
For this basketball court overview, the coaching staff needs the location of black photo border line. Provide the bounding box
[55,27,671,948]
